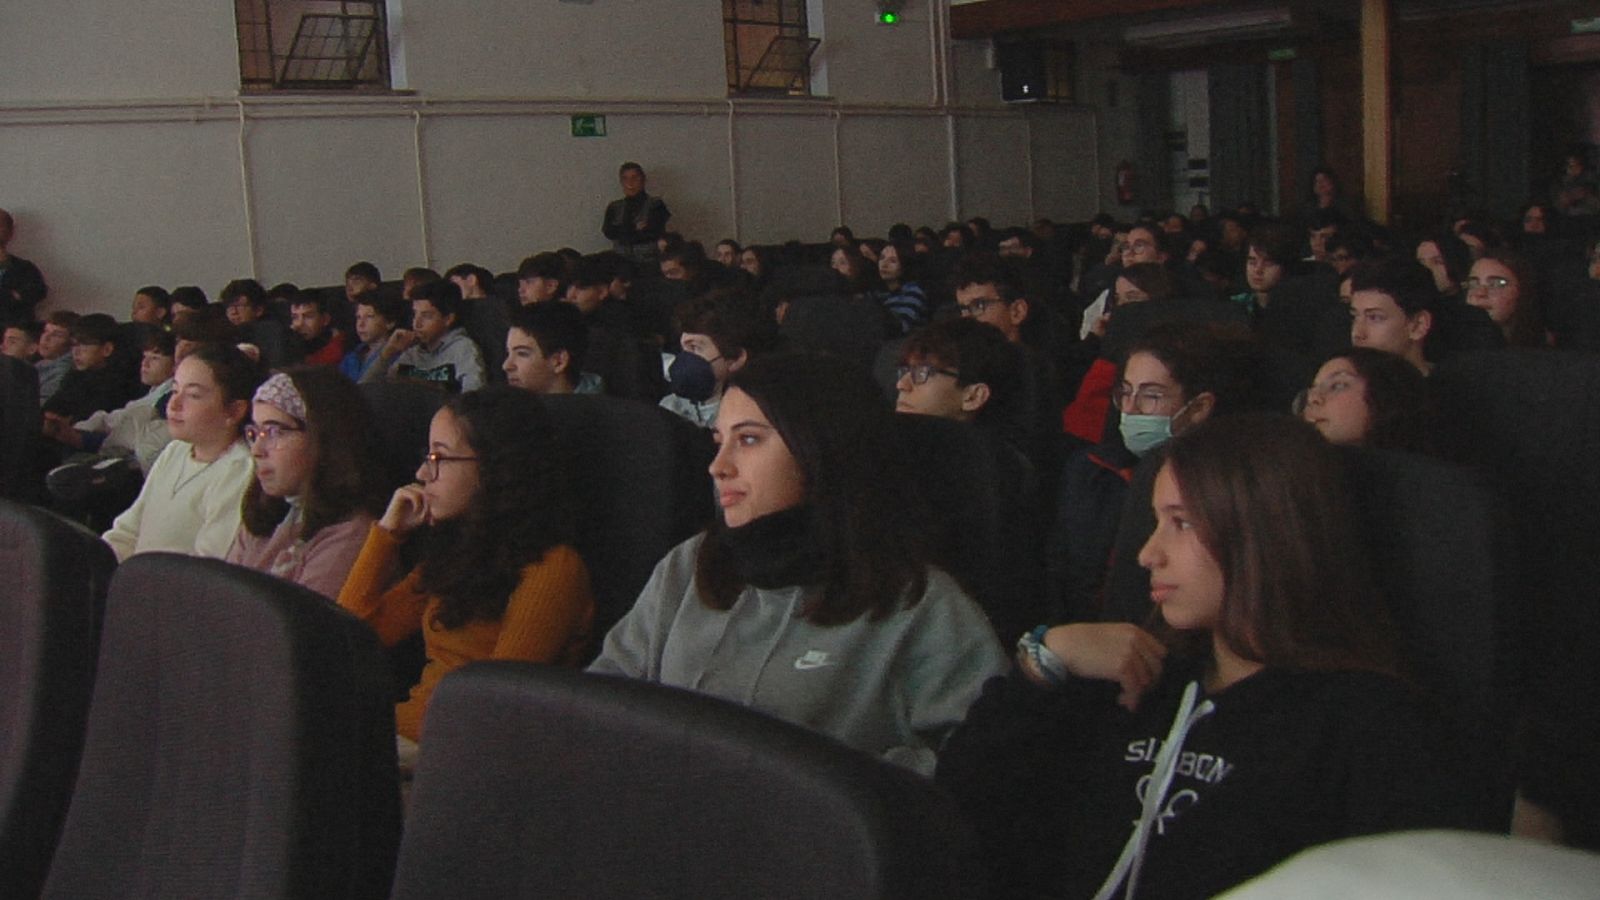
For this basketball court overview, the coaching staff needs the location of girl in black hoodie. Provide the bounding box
[938,414,1476,899]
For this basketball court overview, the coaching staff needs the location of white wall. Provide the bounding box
[0,3,239,101]
[1079,39,1142,216]
[0,1,1104,317]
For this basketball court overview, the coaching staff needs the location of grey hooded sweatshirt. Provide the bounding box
[588,534,1007,775]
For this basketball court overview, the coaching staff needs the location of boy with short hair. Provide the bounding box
[380,279,486,392]
[131,286,172,326]
[895,317,1023,431]
[2,320,40,361]
[43,313,141,421]
[288,292,348,366]
[503,301,600,396]
[344,289,405,383]
[1348,258,1437,375]
[34,310,78,404]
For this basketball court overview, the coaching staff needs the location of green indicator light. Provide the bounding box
[877,12,899,24]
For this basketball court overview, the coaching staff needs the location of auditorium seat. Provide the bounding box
[539,394,715,642]
[0,501,115,899]
[1430,348,1600,845]
[890,413,1041,648]
[358,380,446,494]
[780,293,895,375]
[1341,448,1514,828]
[391,662,991,900]
[0,356,41,502]
[457,293,510,385]
[872,336,908,402]
[41,554,400,900]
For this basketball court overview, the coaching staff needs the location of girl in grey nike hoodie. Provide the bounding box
[589,353,1006,776]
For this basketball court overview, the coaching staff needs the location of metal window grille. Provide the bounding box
[1045,44,1076,103]
[235,0,391,92]
[723,0,818,96]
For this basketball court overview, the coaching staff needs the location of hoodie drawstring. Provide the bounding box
[1092,681,1216,900]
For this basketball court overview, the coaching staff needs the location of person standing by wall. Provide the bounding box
[601,162,671,262]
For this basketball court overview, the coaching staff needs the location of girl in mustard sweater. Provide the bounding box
[338,387,594,742]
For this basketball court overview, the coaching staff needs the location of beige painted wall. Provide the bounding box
[0,2,1101,316]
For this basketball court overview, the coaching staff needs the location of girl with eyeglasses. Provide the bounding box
[1465,249,1549,348]
[1047,322,1258,625]
[102,343,263,561]
[591,353,1005,775]
[1297,347,1434,452]
[225,367,385,599]
[941,414,1474,900]
[337,386,595,744]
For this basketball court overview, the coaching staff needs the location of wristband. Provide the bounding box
[1017,625,1069,687]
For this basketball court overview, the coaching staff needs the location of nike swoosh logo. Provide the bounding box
[794,659,834,671]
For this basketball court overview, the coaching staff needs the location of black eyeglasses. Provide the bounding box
[957,298,1002,317]
[420,451,479,480]
[244,422,306,449]
[896,364,960,386]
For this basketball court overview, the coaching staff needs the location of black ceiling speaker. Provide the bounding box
[997,41,1045,103]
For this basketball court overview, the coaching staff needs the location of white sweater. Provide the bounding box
[102,439,254,562]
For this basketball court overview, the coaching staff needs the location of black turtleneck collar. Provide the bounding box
[717,504,823,589]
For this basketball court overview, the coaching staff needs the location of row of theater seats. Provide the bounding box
[0,507,984,899]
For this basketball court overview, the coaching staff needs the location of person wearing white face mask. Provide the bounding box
[1045,323,1259,624]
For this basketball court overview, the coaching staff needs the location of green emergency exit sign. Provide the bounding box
[570,115,607,138]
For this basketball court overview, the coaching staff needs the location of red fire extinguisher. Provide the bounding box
[1116,161,1136,206]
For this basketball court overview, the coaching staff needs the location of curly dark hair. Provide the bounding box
[240,366,388,540]
[695,353,931,626]
[415,387,578,629]
[1321,347,1436,453]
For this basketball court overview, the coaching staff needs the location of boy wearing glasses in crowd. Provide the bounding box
[894,317,1026,450]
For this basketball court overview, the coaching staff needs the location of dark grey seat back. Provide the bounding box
[0,501,115,899]
[42,553,401,900]
[392,662,990,900]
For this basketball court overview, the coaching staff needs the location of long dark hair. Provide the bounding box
[695,353,930,625]
[1476,247,1546,348]
[416,387,577,628]
[1161,413,1396,674]
[240,366,387,540]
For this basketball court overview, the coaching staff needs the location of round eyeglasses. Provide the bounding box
[244,421,306,449]
[1461,275,1512,293]
[1113,385,1173,415]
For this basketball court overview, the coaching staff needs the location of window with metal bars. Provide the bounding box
[235,0,392,91]
[723,0,820,97]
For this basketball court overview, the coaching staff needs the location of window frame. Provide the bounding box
[722,0,820,98]
[235,0,394,93]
